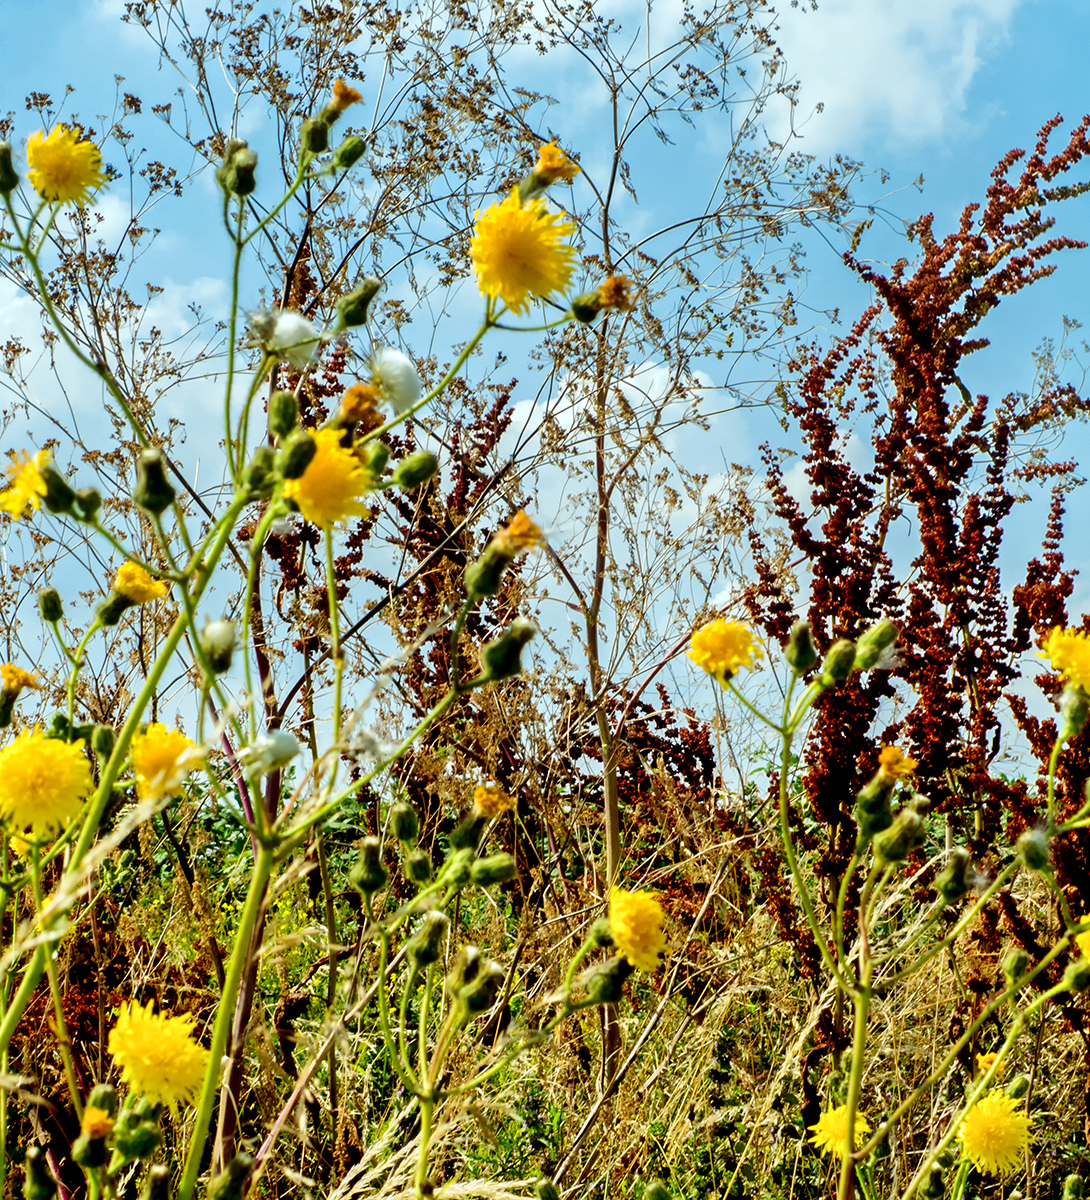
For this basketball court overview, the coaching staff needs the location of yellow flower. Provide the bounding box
[471,188,577,315]
[877,745,917,781]
[473,782,514,818]
[0,728,92,835]
[1039,627,1090,692]
[609,885,667,972]
[80,1105,114,1139]
[687,619,762,686]
[282,427,371,528]
[26,126,108,206]
[493,511,542,556]
[975,1051,1004,1077]
[113,563,168,604]
[958,1089,1033,1176]
[1075,929,1090,959]
[329,79,362,115]
[339,384,381,430]
[534,141,579,185]
[131,724,202,802]
[108,1001,209,1109]
[599,275,634,311]
[1,664,41,696]
[809,1104,871,1158]
[0,449,50,519]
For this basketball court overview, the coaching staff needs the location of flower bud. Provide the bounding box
[208,1152,254,1200]
[390,800,420,844]
[268,390,298,439]
[785,621,819,673]
[935,847,972,903]
[1002,947,1031,984]
[0,143,18,194]
[132,448,176,516]
[1005,1073,1030,1099]
[360,440,390,477]
[391,450,439,491]
[820,639,857,684]
[464,546,508,598]
[460,960,505,1016]
[300,117,330,154]
[140,1164,172,1200]
[332,134,367,170]
[1059,684,1090,740]
[276,429,317,480]
[644,1182,672,1200]
[853,618,899,671]
[589,917,614,949]
[349,836,388,895]
[1063,1175,1085,1200]
[479,618,536,681]
[110,1099,162,1166]
[244,445,276,498]
[585,955,634,1005]
[404,848,433,884]
[334,277,382,329]
[88,1083,118,1116]
[22,1145,55,1200]
[1016,827,1050,872]
[873,801,927,863]
[442,845,477,885]
[216,140,258,196]
[75,487,102,522]
[91,724,116,761]
[1064,957,1090,993]
[201,619,237,674]
[534,1180,561,1200]
[470,852,516,888]
[446,945,483,996]
[408,911,448,968]
[40,464,78,516]
[919,1165,945,1200]
[38,588,63,624]
[449,815,486,853]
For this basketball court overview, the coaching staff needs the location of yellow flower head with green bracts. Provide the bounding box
[957,1089,1032,1176]
[0,449,50,519]
[131,724,202,802]
[0,727,93,836]
[687,618,762,686]
[809,1104,871,1158]
[282,427,371,528]
[108,1001,209,1110]
[113,563,168,604]
[1039,627,1090,692]
[609,885,667,972]
[26,125,108,206]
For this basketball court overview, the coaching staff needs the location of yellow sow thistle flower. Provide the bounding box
[0,449,50,519]
[877,745,917,781]
[471,188,577,315]
[329,79,362,115]
[473,782,514,818]
[809,1104,871,1158]
[26,125,108,206]
[80,1106,114,1139]
[493,510,542,556]
[108,1001,209,1110]
[1039,626,1090,692]
[0,727,93,836]
[1075,929,1090,959]
[957,1089,1033,1176]
[113,563,168,604]
[609,885,667,972]
[283,427,371,528]
[688,619,762,686]
[534,141,579,185]
[131,724,202,802]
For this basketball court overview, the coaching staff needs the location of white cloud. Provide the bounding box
[768,0,1021,153]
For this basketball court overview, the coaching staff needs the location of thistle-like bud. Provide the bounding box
[585,956,634,1006]
[208,1152,254,1200]
[588,917,614,949]
[334,276,382,329]
[268,390,298,439]
[643,1182,672,1200]
[919,1165,945,1200]
[360,440,390,477]
[238,730,301,774]
[40,464,78,516]
[449,815,486,852]
[75,487,102,522]
[853,618,899,671]
[0,143,18,194]
[300,117,330,154]
[1063,1175,1085,1200]
[38,588,64,624]
[201,619,237,674]
[1006,1074,1030,1099]
[408,911,448,968]
[404,848,433,884]
[140,1164,172,1200]
[785,621,819,673]
[110,1099,162,1167]
[442,846,477,885]
[470,852,517,888]
[873,800,927,863]
[88,1083,118,1117]
[91,724,116,761]
[1016,827,1050,872]
[22,1145,55,1200]
[534,1179,561,1200]
[1059,684,1090,740]
[1064,957,1090,993]
[332,134,367,170]
[459,959,506,1016]
[349,837,388,895]
[244,445,276,498]
[446,945,483,997]
[820,639,857,684]
[935,847,972,904]
[132,448,176,517]
[276,429,318,480]
[479,618,536,681]
[216,139,258,197]
[390,800,420,844]
[391,450,439,491]
[1002,947,1031,984]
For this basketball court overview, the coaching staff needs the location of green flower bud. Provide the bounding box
[349,837,388,895]
[1064,957,1090,993]
[96,593,133,627]
[110,1100,162,1167]
[40,464,78,516]
[88,1083,118,1116]
[268,390,298,439]
[935,847,972,903]
[873,802,927,863]
[820,639,857,684]
[1005,1074,1030,1099]
[91,724,116,761]
[132,448,176,516]
[75,487,102,522]
[479,618,536,681]
[300,117,330,154]
[1060,684,1090,740]
[448,815,485,852]
[442,845,477,884]
[459,960,505,1016]
[446,945,483,997]
[276,429,317,480]
[1016,827,1050,872]
[216,140,258,197]
[534,1179,561,1200]
[1002,946,1031,984]
[571,290,603,324]
[334,277,382,329]
[585,955,634,1005]
[644,1182,672,1200]
[853,618,899,671]
[332,134,367,170]
[390,800,420,844]
[360,440,390,477]
[140,1164,172,1200]
[72,1132,108,1170]
[1063,1175,1085,1200]
[785,621,819,673]
[22,1145,55,1200]
[38,588,64,624]
[464,545,508,598]
[391,450,439,491]
[408,911,448,967]
[404,848,433,884]
[244,445,276,498]
[470,852,516,888]
[589,917,614,948]
[208,1152,254,1200]
[201,619,237,675]
[0,143,18,194]
[919,1164,945,1200]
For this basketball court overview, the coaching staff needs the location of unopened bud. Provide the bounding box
[110,1098,162,1165]
[820,639,857,684]
[585,956,634,1005]
[919,1165,945,1200]
[1063,1175,1085,1200]
[644,1183,672,1200]
[534,1180,561,1200]
[216,141,258,197]
[1064,957,1090,993]
[1060,684,1090,740]
[1017,827,1050,872]
[935,847,972,903]
[38,588,64,624]
[1003,947,1031,983]
[589,917,614,948]
[300,117,330,154]
[75,487,102,522]
[404,848,433,884]
[23,1145,55,1200]
[140,1164,172,1200]
[91,724,116,761]
[360,440,390,476]
[201,619,237,674]
[873,802,927,863]
[208,1152,254,1200]
[132,448,176,516]
[446,945,483,996]
[334,277,382,329]
[87,1083,118,1116]
[460,960,505,1015]
[391,450,439,491]
[349,837,388,895]
[479,618,536,681]
[470,852,516,888]
[268,390,298,438]
[853,618,899,671]
[785,621,819,673]
[408,911,448,967]
[244,445,276,498]
[442,845,477,884]
[40,464,78,516]
[332,134,367,170]
[1006,1074,1030,1099]
[276,429,318,480]
[0,143,18,194]
[390,801,419,844]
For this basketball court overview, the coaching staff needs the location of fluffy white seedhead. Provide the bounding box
[372,346,422,414]
[250,310,322,370]
[239,730,302,774]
